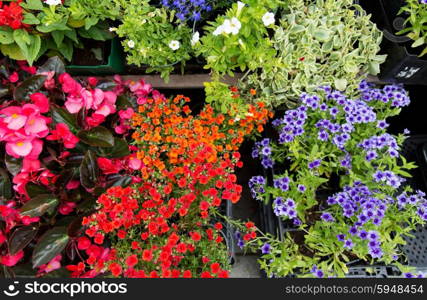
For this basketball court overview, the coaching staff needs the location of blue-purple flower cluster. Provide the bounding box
[235,231,244,249]
[327,182,388,222]
[273,176,290,191]
[272,106,307,144]
[161,0,212,21]
[373,170,405,189]
[358,133,399,158]
[252,138,274,169]
[273,197,297,220]
[359,81,410,108]
[249,176,266,200]
[311,265,324,278]
[420,0,427,5]
[396,190,427,220]
[326,181,427,259]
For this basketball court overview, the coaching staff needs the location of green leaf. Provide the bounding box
[51,106,78,132]
[8,226,38,255]
[0,168,12,199]
[21,0,44,10]
[20,194,59,218]
[412,37,425,48]
[334,78,348,91]
[13,29,31,61]
[25,183,49,199]
[0,44,26,60]
[77,126,115,148]
[0,30,14,45]
[102,138,130,158]
[79,150,100,189]
[313,29,331,42]
[58,39,74,62]
[13,75,46,101]
[4,155,22,176]
[27,35,41,65]
[52,31,65,48]
[37,56,66,75]
[368,62,381,75]
[32,227,70,268]
[23,13,41,25]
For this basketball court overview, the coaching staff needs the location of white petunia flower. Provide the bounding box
[45,0,62,5]
[213,25,225,36]
[229,17,241,35]
[237,1,245,16]
[262,12,275,27]
[169,40,180,51]
[191,31,200,46]
[127,40,135,48]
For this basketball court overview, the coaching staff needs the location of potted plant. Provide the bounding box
[64,88,271,278]
[0,56,147,277]
[244,81,427,278]
[240,0,385,109]
[359,0,427,85]
[0,0,115,70]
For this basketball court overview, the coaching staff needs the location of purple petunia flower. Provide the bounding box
[261,243,272,254]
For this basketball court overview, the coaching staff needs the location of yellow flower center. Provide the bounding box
[11,113,18,119]
[16,141,24,147]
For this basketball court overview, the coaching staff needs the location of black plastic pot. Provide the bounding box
[359,0,427,85]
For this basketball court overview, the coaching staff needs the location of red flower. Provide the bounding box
[201,271,212,278]
[218,270,229,278]
[109,263,122,277]
[125,255,138,268]
[210,263,220,274]
[214,223,223,230]
[8,72,19,83]
[199,201,210,211]
[0,250,24,267]
[142,250,153,262]
[46,123,79,149]
[117,230,127,239]
[190,232,201,242]
[245,221,255,229]
[183,270,192,278]
[30,93,50,113]
[77,237,91,250]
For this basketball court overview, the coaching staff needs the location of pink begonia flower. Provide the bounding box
[115,124,128,135]
[46,123,79,149]
[128,157,142,170]
[59,202,76,215]
[0,250,24,267]
[22,157,41,173]
[38,255,62,274]
[5,135,34,157]
[1,106,28,130]
[129,80,152,97]
[66,180,80,190]
[87,77,98,86]
[38,71,55,89]
[21,216,40,225]
[119,108,134,120]
[92,90,117,117]
[59,73,82,94]
[12,172,30,196]
[0,104,50,137]
[30,93,50,113]
[86,113,105,128]
[8,71,19,83]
